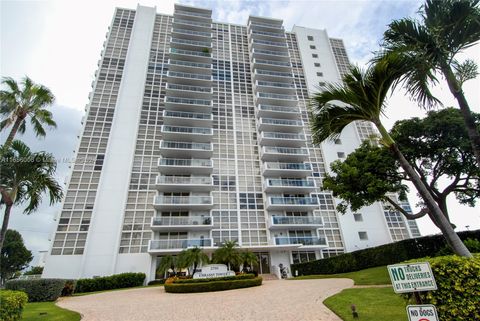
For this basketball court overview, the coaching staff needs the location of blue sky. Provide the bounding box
[1,0,479,265]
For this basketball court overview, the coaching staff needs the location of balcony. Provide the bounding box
[150,216,213,231]
[259,132,305,147]
[274,236,327,247]
[255,81,296,94]
[153,195,213,210]
[158,158,213,175]
[148,238,214,253]
[248,20,284,32]
[257,104,300,119]
[167,70,212,85]
[172,18,212,32]
[160,141,213,158]
[169,48,212,63]
[161,125,212,142]
[251,38,288,49]
[252,58,292,71]
[168,59,212,74]
[171,37,212,50]
[250,29,286,40]
[164,96,213,113]
[155,175,213,192]
[267,196,319,210]
[262,162,312,177]
[264,178,316,192]
[175,9,212,21]
[256,92,298,106]
[261,146,309,161]
[162,110,213,127]
[258,118,304,133]
[171,27,212,40]
[251,49,290,62]
[166,83,213,99]
[269,216,323,229]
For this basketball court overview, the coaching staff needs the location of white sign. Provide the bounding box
[193,264,235,279]
[406,305,439,321]
[387,262,437,293]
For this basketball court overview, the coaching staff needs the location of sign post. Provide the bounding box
[387,262,439,321]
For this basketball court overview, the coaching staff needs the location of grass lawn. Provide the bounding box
[291,266,391,285]
[324,287,407,321]
[21,302,80,321]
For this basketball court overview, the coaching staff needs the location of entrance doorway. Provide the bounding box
[254,252,270,274]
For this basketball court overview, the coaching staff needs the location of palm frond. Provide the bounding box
[30,116,47,137]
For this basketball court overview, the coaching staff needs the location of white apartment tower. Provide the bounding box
[43,4,420,280]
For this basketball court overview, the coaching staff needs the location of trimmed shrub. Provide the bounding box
[5,279,65,302]
[405,255,480,321]
[61,279,76,296]
[173,274,255,284]
[0,290,28,321]
[147,279,165,286]
[165,276,262,293]
[74,272,145,293]
[292,229,480,275]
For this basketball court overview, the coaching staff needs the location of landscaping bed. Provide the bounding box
[164,274,262,293]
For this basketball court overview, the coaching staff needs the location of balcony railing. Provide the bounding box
[264,162,312,171]
[149,238,213,250]
[172,28,211,38]
[254,59,291,68]
[154,195,213,206]
[156,176,212,185]
[158,158,212,168]
[269,197,318,205]
[161,141,212,151]
[171,38,212,48]
[252,49,289,57]
[262,132,305,140]
[263,146,309,156]
[257,81,295,89]
[256,69,293,77]
[249,21,284,30]
[173,18,212,29]
[169,60,212,70]
[274,236,326,246]
[251,30,285,38]
[163,110,212,120]
[167,83,212,93]
[169,48,211,58]
[261,118,303,126]
[168,71,212,80]
[266,178,315,188]
[175,10,212,19]
[258,92,297,101]
[272,216,323,225]
[162,125,212,135]
[258,105,299,114]
[152,216,212,226]
[252,39,287,47]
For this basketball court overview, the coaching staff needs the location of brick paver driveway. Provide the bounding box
[57,278,354,321]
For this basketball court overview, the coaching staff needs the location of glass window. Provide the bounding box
[312,54,318,58]
[353,213,363,222]
[358,231,368,240]
[307,35,314,41]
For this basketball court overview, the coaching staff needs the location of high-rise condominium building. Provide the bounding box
[43,4,420,280]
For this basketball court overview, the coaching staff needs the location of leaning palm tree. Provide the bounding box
[381,0,480,166]
[309,55,471,257]
[177,247,209,277]
[240,251,258,272]
[0,140,63,251]
[156,255,177,278]
[0,76,56,152]
[212,240,242,270]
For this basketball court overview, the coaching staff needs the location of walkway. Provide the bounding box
[57,278,353,321]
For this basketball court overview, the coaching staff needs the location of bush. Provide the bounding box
[74,272,145,293]
[173,274,255,284]
[436,238,480,256]
[405,255,480,321]
[5,279,66,302]
[0,290,28,321]
[292,229,480,275]
[147,279,165,286]
[164,276,263,293]
[61,279,76,296]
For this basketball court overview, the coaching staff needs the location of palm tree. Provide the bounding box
[381,0,480,166]
[177,247,209,277]
[156,255,177,278]
[309,55,471,257]
[212,240,242,270]
[240,251,258,272]
[0,140,63,251]
[0,76,56,152]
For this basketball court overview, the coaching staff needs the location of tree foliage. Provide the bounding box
[23,266,44,276]
[0,230,32,284]
[212,240,242,270]
[177,247,209,276]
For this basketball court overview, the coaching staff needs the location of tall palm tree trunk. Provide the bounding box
[376,123,471,257]
[0,203,13,252]
[441,64,480,167]
[2,117,24,151]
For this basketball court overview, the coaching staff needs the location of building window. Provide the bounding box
[312,53,318,58]
[334,138,342,144]
[307,35,314,41]
[316,72,323,77]
[314,63,321,67]
[292,251,316,264]
[310,45,316,49]
[353,213,363,222]
[358,231,368,240]
[337,152,345,158]
[319,82,326,87]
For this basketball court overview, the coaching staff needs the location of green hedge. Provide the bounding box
[0,290,28,321]
[147,279,165,286]
[4,279,67,302]
[165,276,263,293]
[292,230,480,275]
[407,255,480,321]
[74,272,145,293]
[173,274,255,284]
